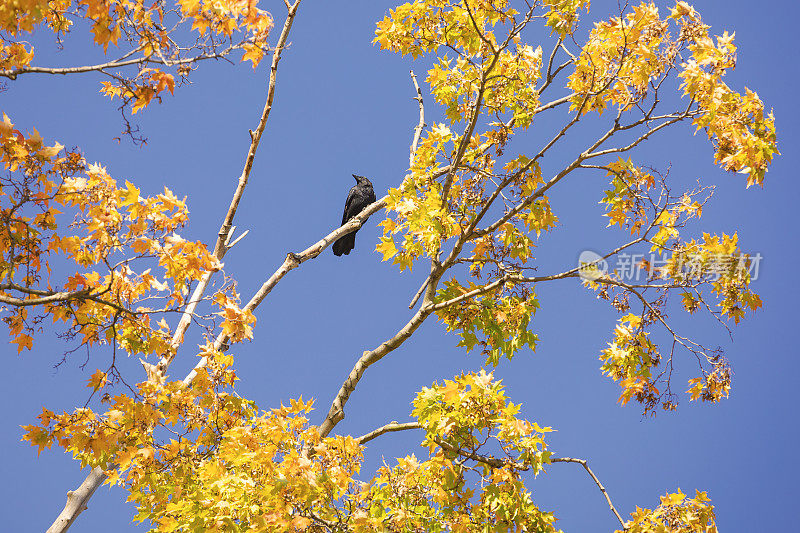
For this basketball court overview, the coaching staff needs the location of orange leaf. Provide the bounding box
[12,333,33,353]
[87,369,108,390]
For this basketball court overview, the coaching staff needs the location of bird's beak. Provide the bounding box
[352,174,359,181]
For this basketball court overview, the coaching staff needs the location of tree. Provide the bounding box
[0,0,778,532]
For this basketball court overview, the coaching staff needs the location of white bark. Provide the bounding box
[46,467,106,533]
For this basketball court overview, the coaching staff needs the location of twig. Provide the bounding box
[409,70,425,168]
[353,430,627,530]
[356,421,422,445]
[551,457,627,529]
[422,275,509,312]
[408,274,430,309]
[435,438,526,470]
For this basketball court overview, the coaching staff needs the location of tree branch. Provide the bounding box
[409,70,426,168]
[0,284,122,310]
[45,4,305,532]
[551,457,627,529]
[434,438,527,470]
[0,47,242,80]
[356,421,422,445]
[584,109,698,160]
[422,275,508,312]
[182,196,387,385]
[318,303,433,439]
[425,225,663,315]
[407,273,431,310]
[45,467,106,533]
[474,101,684,240]
[161,0,303,371]
[439,37,503,206]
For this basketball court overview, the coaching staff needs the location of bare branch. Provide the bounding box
[356,421,422,445]
[551,457,627,529]
[45,467,106,533]
[318,303,432,439]
[408,274,431,309]
[182,196,387,385]
[540,35,570,94]
[241,199,387,313]
[409,70,426,168]
[227,228,250,249]
[508,216,663,288]
[535,93,574,113]
[0,47,241,80]
[584,110,698,160]
[160,0,303,371]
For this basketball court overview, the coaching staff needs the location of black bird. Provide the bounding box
[333,174,376,256]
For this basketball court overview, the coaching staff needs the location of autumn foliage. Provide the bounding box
[1,0,776,532]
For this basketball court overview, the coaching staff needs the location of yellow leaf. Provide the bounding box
[22,425,52,456]
[241,45,265,68]
[119,180,141,207]
[38,142,63,159]
[87,369,108,390]
[376,237,397,261]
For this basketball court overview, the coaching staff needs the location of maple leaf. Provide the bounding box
[118,180,141,207]
[38,142,63,159]
[21,425,52,456]
[241,44,265,67]
[0,113,14,136]
[12,333,33,353]
[87,369,108,390]
[376,237,398,261]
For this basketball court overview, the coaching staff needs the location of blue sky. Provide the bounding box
[1,0,798,531]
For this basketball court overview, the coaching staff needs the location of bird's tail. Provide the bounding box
[332,232,356,256]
